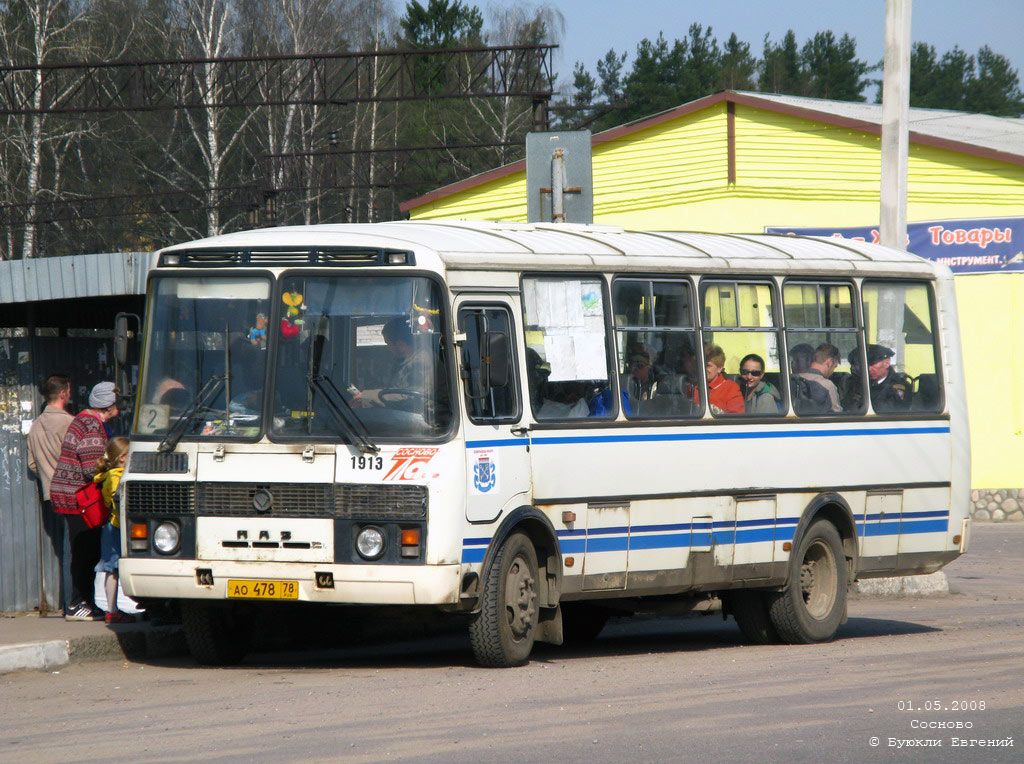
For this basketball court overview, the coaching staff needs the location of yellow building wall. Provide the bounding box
[954,274,1024,488]
[410,104,730,222]
[407,101,1024,489]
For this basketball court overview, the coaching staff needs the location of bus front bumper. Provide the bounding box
[119,558,462,606]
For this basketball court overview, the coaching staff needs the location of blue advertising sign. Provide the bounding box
[765,217,1024,274]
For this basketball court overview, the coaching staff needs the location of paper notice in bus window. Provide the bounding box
[536,280,584,328]
[543,333,607,381]
[575,333,608,380]
[581,285,602,316]
[356,323,386,346]
[544,335,575,381]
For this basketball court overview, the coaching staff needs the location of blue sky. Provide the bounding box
[550,0,1024,91]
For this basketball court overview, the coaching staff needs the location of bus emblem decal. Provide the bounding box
[472,451,497,493]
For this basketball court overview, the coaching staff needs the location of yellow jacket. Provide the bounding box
[93,467,124,528]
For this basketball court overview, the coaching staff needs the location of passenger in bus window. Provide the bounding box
[353,317,432,408]
[524,348,550,410]
[623,346,657,402]
[739,354,781,414]
[698,344,744,415]
[652,342,699,413]
[538,381,590,418]
[865,344,913,413]
[788,343,814,374]
[840,347,867,411]
[794,343,842,414]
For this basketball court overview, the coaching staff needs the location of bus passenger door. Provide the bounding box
[860,489,902,572]
[457,300,531,523]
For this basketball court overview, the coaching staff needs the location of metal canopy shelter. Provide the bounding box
[0,251,153,613]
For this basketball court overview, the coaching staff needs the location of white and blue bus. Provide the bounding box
[118,221,970,666]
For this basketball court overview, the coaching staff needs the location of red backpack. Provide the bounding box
[75,481,110,529]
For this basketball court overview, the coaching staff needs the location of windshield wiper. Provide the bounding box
[306,374,379,455]
[158,374,226,453]
[306,314,379,454]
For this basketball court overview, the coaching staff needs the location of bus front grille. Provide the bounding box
[335,484,427,520]
[130,452,189,474]
[124,481,428,521]
[124,482,196,514]
[198,483,333,517]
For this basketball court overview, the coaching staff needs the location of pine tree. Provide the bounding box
[759,30,804,95]
[967,46,1024,116]
[719,32,756,91]
[801,31,868,101]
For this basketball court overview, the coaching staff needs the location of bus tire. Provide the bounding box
[729,591,780,645]
[182,601,252,666]
[769,518,847,644]
[468,532,539,667]
[561,602,611,644]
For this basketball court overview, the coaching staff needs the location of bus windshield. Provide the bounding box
[271,274,452,440]
[136,275,272,439]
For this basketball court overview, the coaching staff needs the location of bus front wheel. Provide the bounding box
[468,532,539,667]
[768,519,847,643]
[181,601,252,666]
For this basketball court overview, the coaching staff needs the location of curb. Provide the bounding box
[0,640,69,674]
[855,571,950,597]
[0,626,187,676]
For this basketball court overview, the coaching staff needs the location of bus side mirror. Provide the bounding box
[483,331,510,388]
[114,315,130,367]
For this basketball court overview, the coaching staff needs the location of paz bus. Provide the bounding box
[118,221,969,667]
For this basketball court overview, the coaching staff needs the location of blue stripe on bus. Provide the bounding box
[460,511,950,562]
[466,426,949,449]
[586,525,630,535]
[857,510,950,522]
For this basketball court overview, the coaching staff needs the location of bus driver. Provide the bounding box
[353,317,434,408]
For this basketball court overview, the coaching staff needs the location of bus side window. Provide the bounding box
[861,281,942,414]
[783,281,863,416]
[701,281,783,417]
[613,277,701,419]
[522,276,613,421]
[458,306,520,423]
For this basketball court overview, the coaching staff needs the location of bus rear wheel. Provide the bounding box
[468,532,539,667]
[181,601,252,666]
[729,591,780,645]
[769,518,847,643]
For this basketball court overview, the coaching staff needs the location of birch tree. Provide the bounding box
[0,0,94,258]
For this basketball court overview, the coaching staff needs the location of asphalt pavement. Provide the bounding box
[0,520,1013,676]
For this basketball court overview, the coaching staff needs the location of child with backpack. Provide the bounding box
[93,436,134,624]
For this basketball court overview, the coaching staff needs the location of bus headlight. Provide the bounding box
[153,522,180,554]
[356,526,386,560]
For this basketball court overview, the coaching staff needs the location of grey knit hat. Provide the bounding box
[89,381,118,409]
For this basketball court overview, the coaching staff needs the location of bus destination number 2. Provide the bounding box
[351,455,384,471]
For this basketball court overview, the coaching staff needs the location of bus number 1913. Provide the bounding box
[352,455,384,470]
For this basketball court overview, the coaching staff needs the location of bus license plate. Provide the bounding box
[226,579,299,600]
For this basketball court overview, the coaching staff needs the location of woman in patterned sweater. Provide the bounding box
[50,382,121,620]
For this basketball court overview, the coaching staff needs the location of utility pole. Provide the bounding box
[880,0,912,249]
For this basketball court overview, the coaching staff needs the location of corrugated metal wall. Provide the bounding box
[0,335,124,613]
[0,251,150,612]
